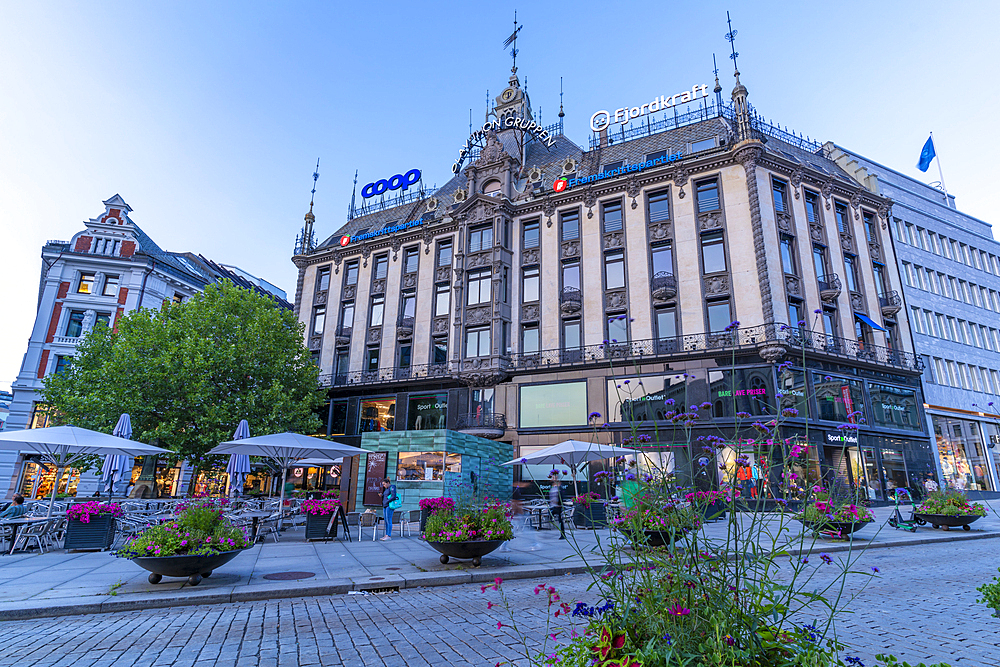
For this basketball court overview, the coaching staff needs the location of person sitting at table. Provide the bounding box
[0,495,26,519]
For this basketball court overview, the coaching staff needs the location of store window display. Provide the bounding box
[360,398,396,433]
[396,451,461,481]
[933,416,993,492]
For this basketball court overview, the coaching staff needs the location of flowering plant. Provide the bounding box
[683,489,729,505]
[612,503,701,533]
[573,491,601,506]
[917,489,988,517]
[114,503,250,559]
[418,497,455,512]
[66,501,123,524]
[175,497,229,513]
[321,490,340,499]
[798,489,875,524]
[300,498,341,516]
[424,499,512,543]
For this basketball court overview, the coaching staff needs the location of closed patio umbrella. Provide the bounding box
[209,432,367,529]
[225,420,252,497]
[0,425,170,518]
[101,414,134,498]
[502,440,639,497]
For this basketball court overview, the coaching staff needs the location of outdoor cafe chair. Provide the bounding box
[13,520,52,554]
[399,509,421,537]
[358,512,379,541]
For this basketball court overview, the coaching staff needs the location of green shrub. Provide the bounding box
[976,567,1000,617]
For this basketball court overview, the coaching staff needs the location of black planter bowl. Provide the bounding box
[132,549,246,586]
[631,529,691,548]
[573,503,608,528]
[426,539,505,566]
[798,518,873,537]
[914,513,982,531]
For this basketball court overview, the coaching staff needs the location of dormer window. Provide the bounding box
[482,179,502,196]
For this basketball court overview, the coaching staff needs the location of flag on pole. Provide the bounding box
[916,136,936,172]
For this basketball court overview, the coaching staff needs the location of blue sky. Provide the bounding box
[2,1,997,390]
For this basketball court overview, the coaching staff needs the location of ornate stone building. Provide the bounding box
[294,69,933,501]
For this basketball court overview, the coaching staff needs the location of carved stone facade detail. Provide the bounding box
[371,279,386,295]
[522,248,540,265]
[433,317,449,335]
[790,166,804,199]
[435,267,451,282]
[521,304,540,321]
[840,233,854,254]
[604,231,624,249]
[735,144,773,321]
[313,291,327,305]
[309,335,322,350]
[775,211,792,233]
[466,306,492,325]
[584,187,596,219]
[704,274,730,296]
[561,240,580,258]
[699,211,723,232]
[758,343,787,363]
[390,237,402,262]
[456,369,510,387]
[849,191,862,219]
[674,167,689,198]
[626,175,640,209]
[785,275,801,297]
[342,285,356,301]
[332,251,343,273]
[821,181,834,210]
[850,291,865,312]
[869,242,881,261]
[649,222,672,243]
[367,328,381,344]
[605,290,628,311]
[543,199,555,227]
[402,274,417,289]
[467,252,493,269]
[809,222,824,243]
[453,188,468,204]
[422,228,435,254]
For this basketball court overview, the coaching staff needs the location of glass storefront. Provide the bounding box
[18,462,80,499]
[396,451,460,481]
[708,367,774,418]
[813,375,867,424]
[359,398,395,433]
[869,384,921,430]
[607,375,686,423]
[933,415,994,492]
[407,393,448,430]
[777,368,808,417]
[983,422,1000,491]
[286,463,341,493]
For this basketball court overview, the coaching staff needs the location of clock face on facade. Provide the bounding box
[501,87,517,102]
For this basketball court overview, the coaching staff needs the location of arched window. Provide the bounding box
[482,179,502,196]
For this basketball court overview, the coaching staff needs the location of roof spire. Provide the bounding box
[297,159,320,254]
[503,10,522,75]
[726,11,740,83]
[712,54,723,107]
[559,76,565,132]
[348,169,358,221]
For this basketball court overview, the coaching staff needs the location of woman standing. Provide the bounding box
[380,477,398,541]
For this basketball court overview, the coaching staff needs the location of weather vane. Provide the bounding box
[503,11,523,74]
[725,11,740,76]
[310,158,320,207]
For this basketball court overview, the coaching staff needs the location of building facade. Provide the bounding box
[292,70,931,503]
[6,195,290,499]
[831,146,1000,498]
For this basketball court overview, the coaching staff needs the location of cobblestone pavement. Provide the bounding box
[0,539,997,667]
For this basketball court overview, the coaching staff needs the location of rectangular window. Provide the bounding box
[102,275,120,297]
[843,254,858,292]
[310,305,326,335]
[502,266,510,304]
[522,267,539,303]
[788,299,804,328]
[373,255,388,280]
[522,325,540,353]
[434,283,450,317]
[940,237,952,259]
[601,161,623,175]
[647,189,670,223]
[334,349,350,378]
[701,231,726,274]
[780,235,797,275]
[432,337,448,365]
[656,307,676,339]
[602,200,623,233]
[403,247,419,274]
[563,319,581,349]
[911,307,923,334]
[605,250,625,289]
[344,261,359,286]
[370,296,384,327]
[400,292,416,319]
[96,313,110,328]
[981,325,993,351]
[437,240,453,267]
[339,301,354,330]
[501,321,510,354]
[316,266,331,292]
[365,346,380,372]
[466,269,491,305]
[561,210,580,241]
[814,374,867,424]
[869,384,921,430]
[691,137,716,152]
[706,300,732,333]
[77,273,95,294]
[54,355,72,375]
[823,309,838,337]
[864,212,878,244]
[406,393,448,431]
[804,190,820,224]
[502,218,511,250]
[607,314,628,343]
[872,263,887,296]
[813,246,827,279]
[835,202,850,234]
[936,314,947,339]
[359,397,394,433]
[652,243,673,276]
[522,219,539,249]
[947,317,958,341]
[469,225,493,253]
[772,179,788,214]
[519,382,587,428]
[696,179,720,212]
[398,344,412,369]
[982,287,992,310]
[562,260,581,290]
[466,327,490,357]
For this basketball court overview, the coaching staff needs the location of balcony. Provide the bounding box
[879,290,902,318]
[455,413,507,440]
[559,286,582,314]
[396,316,414,340]
[817,274,842,302]
[650,272,677,301]
[334,326,352,347]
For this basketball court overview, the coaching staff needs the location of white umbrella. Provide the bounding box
[209,433,367,529]
[0,425,170,518]
[101,414,134,498]
[502,440,639,497]
[225,420,252,497]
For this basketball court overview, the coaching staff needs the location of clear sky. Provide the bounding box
[2,1,997,391]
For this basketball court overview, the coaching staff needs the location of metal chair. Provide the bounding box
[359,512,379,541]
[399,509,421,537]
[257,515,281,543]
[13,520,51,553]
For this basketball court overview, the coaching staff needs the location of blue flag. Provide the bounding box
[917,136,936,172]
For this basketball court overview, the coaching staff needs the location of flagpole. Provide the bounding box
[931,131,949,205]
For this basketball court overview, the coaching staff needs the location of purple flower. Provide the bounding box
[871,566,880,574]
[820,553,832,564]
[814,308,822,314]
[588,411,602,420]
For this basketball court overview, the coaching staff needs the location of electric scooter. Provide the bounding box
[886,488,919,532]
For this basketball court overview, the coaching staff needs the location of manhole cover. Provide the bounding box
[263,571,316,581]
[385,567,400,571]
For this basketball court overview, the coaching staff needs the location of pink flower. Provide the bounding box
[667,603,690,616]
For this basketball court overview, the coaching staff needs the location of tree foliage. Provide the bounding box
[43,281,324,467]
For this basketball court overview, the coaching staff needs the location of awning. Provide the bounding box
[855,312,886,332]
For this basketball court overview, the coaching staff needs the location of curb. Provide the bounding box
[0,530,995,620]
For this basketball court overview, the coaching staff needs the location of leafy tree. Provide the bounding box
[43,281,324,472]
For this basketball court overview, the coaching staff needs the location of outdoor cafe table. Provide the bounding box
[241,510,274,542]
[0,517,48,555]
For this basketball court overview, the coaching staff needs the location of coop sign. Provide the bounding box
[452,116,557,174]
[590,84,711,133]
[361,169,421,199]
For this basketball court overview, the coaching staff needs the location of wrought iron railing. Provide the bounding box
[879,290,902,311]
[560,286,582,309]
[817,274,842,295]
[316,324,921,388]
[651,272,677,299]
[349,187,436,220]
[455,413,508,432]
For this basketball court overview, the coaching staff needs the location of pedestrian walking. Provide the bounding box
[548,472,565,539]
[380,477,398,541]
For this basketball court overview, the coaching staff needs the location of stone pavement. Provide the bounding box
[0,538,996,666]
[0,505,997,621]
